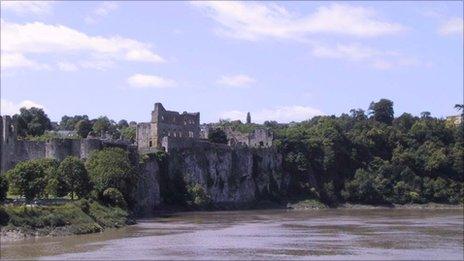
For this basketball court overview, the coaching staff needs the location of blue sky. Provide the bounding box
[1,1,463,123]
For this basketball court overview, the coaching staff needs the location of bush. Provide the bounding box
[0,206,10,226]
[0,174,8,202]
[187,184,211,207]
[102,188,127,209]
[208,128,228,144]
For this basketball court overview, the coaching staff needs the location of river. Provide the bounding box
[1,208,463,260]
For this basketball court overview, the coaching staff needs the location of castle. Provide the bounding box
[1,102,273,173]
[136,103,200,152]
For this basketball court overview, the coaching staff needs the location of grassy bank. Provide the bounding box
[286,198,463,210]
[0,199,134,241]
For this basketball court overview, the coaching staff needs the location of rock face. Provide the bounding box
[132,156,161,216]
[158,144,284,208]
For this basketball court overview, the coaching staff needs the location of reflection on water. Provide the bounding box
[1,209,463,260]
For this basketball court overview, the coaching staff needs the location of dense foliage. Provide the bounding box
[13,107,52,137]
[11,108,136,141]
[6,159,58,201]
[267,99,463,205]
[85,148,137,205]
[208,128,228,144]
[57,156,92,200]
[4,149,137,208]
[0,174,8,202]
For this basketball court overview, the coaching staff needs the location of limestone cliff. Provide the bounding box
[132,156,161,216]
[159,144,284,208]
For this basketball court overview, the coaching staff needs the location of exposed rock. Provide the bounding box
[132,156,161,216]
[161,144,283,208]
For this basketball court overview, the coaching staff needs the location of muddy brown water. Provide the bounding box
[1,208,463,260]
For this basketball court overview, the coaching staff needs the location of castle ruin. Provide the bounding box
[1,102,274,173]
[136,103,200,152]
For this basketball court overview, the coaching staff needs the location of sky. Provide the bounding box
[1,1,463,124]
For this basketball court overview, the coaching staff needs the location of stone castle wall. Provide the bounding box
[161,136,229,153]
[225,128,273,148]
[0,115,134,173]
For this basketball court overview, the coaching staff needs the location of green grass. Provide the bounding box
[0,199,132,235]
[291,199,328,209]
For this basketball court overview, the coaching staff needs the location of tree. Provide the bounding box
[13,107,52,137]
[75,119,93,138]
[208,128,228,144]
[6,159,58,201]
[58,156,91,199]
[368,99,394,125]
[92,116,112,137]
[0,174,8,202]
[118,120,129,129]
[59,115,89,131]
[349,109,367,121]
[420,111,431,119]
[120,126,136,142]
[86,148,136,202]
[246,112,251,124]
[455,104,464,117]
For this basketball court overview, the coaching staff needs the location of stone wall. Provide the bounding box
[225,128,274,148]
[161,136,228,153]
[0,135,133,174]
[135,122,151,150]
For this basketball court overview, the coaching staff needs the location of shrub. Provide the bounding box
[0,206,10,226]
[208,128,228,144]
[187,184,211,207]
[102,188,127,209]
[0,174,8,202]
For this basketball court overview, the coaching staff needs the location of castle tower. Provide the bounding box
[246,112,251,124]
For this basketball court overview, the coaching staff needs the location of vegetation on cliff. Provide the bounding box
[267,99,463,205]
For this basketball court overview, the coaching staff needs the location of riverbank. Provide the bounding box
[1,199,462,242]
[0,199,134,242]
[287,199,464,210]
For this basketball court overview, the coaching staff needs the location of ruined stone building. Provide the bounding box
[136,103,200,152]
[200,123,273,148]
[225,128,273,148]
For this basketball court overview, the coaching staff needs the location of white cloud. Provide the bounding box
[439,17,463,36]
[1,99,45,115]
[220,105,323,123]
[127,74,176,88]
[1,52,49,70]
[1,20,165,71]
[85,2,118,24]
[217,74,255,87]
[125,49,165,63]
[192,2,405,41]
[1,1,52,16]
[311,43,429,70]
